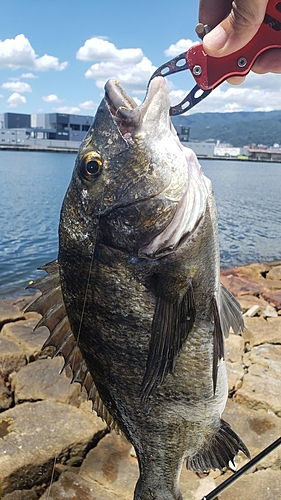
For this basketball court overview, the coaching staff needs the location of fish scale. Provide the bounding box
[27,76,249,500]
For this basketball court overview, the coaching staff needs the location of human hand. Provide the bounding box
[199,0,281,81]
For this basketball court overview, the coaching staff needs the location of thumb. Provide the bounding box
[203,0,268,57]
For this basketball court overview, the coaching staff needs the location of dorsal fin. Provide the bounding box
[26,260,120,432]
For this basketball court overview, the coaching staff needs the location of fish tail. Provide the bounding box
[186,419,250,472]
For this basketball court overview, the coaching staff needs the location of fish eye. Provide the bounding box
[81,152,103,180]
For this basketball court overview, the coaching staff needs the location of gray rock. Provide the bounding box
[217,468,281,500]
[0,336,27,377]
[1,319,49,362]
[1,490,39,500]
[266,265,281,281]
[0,378,13,411]
[79,432,138,500]
[223,400,281,470]
[0,400,106,496]
[242,317,281,347]
[0,300,23,329]
[11,357,87,407]
[234,358,281,416]
[225,334,245,394]
[39,470,122,499]
[262,304,278,318]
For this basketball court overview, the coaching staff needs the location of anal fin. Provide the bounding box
[187,419,250,472]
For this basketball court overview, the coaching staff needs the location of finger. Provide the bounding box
[199,0,233,29]
[226,75,246,85]
[203,0,268,57]
[252,48,281,73]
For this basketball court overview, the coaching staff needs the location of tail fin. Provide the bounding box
[187,419,250,472]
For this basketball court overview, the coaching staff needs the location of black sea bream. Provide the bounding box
[28,77,249,500]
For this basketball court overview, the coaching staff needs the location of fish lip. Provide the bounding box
[104,77,170,135]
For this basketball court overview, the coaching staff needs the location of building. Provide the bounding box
[0,112,93,148]
[31,113,93,142]
[0,112,30,129]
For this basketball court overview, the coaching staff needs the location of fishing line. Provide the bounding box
[76,186,105,346]
[46,452,58,499]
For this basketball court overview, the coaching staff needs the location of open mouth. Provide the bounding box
[104,77,170,139]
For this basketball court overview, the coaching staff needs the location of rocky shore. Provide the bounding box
[0,261,281,500]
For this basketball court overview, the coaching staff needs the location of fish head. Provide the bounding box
[60,77,209,257]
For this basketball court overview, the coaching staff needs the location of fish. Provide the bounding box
[27,76,250,500]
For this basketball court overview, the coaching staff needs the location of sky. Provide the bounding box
[0,0,281,117]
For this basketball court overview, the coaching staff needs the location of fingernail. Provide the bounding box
[204,25,228,50]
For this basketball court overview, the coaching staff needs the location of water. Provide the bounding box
[0,151,281,297]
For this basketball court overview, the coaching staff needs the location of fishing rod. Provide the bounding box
[201,437,281,500]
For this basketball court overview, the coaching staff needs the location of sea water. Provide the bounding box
[0,150,280,297]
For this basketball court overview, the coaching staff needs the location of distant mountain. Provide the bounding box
[172,110,281,147]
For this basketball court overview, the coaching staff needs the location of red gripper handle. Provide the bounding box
[186,0,281,90]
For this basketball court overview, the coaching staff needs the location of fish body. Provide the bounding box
[28,77,249,500]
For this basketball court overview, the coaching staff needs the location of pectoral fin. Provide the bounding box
[141,279,195,403]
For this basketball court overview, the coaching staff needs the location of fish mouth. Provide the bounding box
[104,77,170,138]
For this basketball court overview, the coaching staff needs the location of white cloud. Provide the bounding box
[79,100,96,110]
[53,105,81,114]
[2,81,32,93]
[21,72,38,79]
[0,34,68,71]
[77,38,143,64]
[42,94,63,103]
[7,92,26,108]
[168,69,281,114]
[164,39,197,57]
[0,94,3,98]
[77,37,156,92]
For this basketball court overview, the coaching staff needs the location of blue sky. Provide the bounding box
[0,0,280,116]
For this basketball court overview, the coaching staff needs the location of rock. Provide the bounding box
[0,336,27,377]
[38,470,121,500]
[217,468,281,500]
[237,294,268,314]
[243,305,260,317]
[261,289,281,309]
[0,400,106,496]
[220,274,266,297]
[242,317,281,347]
[243,344,281,379]
[266,265,281,281]
[221,263,270,280]
[262,305,278,318]
[2,490,39,499]
[223,400,281,470]
[0,319,49,362]
[234,349,281,417]
[225,334,245,394]
[0,377,13,411]
[79,432,138,500]
[11,357,87,407]
[0,300,23,329]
